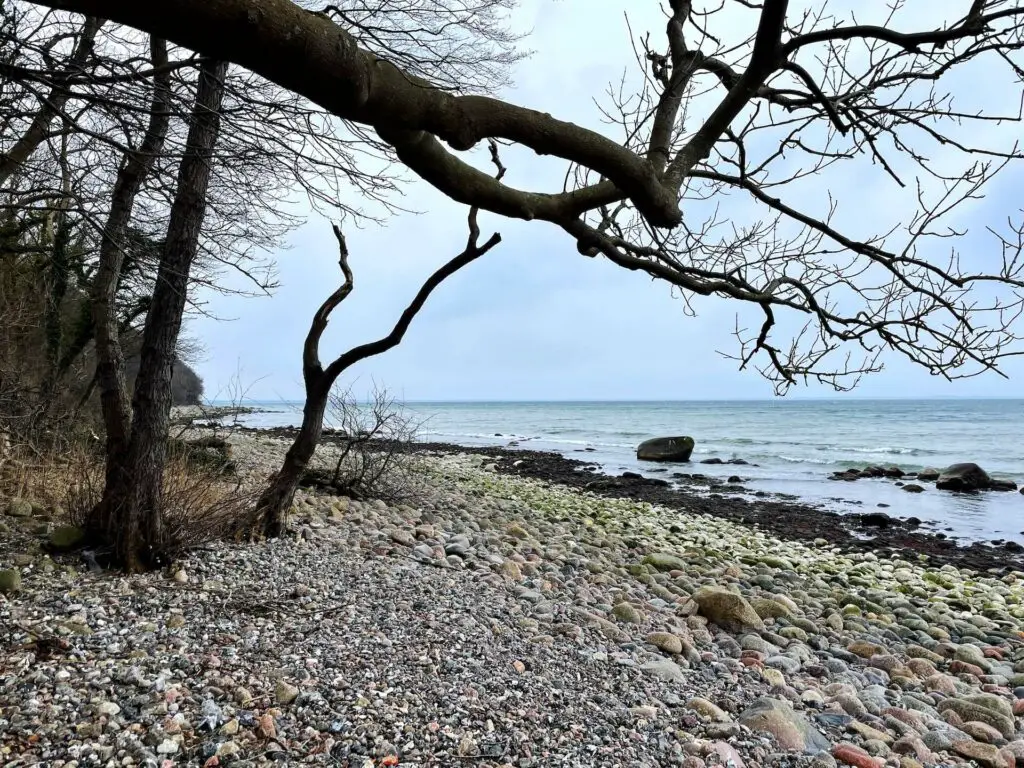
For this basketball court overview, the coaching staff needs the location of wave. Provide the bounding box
[835,445,939,456]
[774,454,835,465]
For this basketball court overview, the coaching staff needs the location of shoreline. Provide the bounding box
[5,430,1024,765]
[240,425,1024,574]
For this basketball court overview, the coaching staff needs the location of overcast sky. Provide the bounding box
[190,0,1024,402]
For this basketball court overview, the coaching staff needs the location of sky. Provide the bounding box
[190,0,1024,403]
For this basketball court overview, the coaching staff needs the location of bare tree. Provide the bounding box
[22,1,1024,548]
[254,182,502,536]
[28,0,1024,386]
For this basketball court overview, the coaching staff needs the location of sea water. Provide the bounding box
[225,399,1024,545]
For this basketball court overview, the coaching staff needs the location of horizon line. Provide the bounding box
[208,395,1024,405]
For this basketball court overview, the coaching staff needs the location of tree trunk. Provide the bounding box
[98,58,228,571]
[255,376,329,537]
[255,212,500,539]
[89,38,171,534]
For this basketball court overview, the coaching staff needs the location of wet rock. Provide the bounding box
[936,463,992,492]
[902,484,925,494]
[637,436,695,462]
[858,512,892,528]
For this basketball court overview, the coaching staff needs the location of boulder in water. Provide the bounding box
[936,463,991,492]
[636,436,694,463]
[989,478,1018,492]
[917,468,940,481]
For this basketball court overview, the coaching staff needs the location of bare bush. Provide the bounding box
[300,386,422,505]
[57,441,259,565]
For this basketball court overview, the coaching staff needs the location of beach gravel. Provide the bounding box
[3,432,1024,767]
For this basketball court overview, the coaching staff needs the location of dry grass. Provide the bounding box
[0,436,98,517]
[1,434,259,557]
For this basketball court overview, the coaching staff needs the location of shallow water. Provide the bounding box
[225,399,1024,545]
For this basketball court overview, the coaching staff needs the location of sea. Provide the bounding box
[223,399,1024,546]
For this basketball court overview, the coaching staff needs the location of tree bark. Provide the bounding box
[23,0,678,228]
[255,377,330,538]
[89,38,171,515]
[99,58,227,571]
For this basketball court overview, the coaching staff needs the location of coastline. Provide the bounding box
[4,429,1024,766]
[240,425,1024,574]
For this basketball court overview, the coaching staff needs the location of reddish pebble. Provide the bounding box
[950,660,985,677]
[1014,699,1024,716]
[984,647,1005,660]
[834,743,883,768]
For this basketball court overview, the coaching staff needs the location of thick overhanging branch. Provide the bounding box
[27,0,682,227]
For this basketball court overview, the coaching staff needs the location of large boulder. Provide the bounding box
[692,586,765,633]
[936,463,991,492]
[637,436,695,462]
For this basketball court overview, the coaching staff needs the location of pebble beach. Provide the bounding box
[3,431,1024,768]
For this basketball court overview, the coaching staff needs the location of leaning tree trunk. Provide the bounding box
[256,377,330,538]
[98,58,228,571]
[255,196,503,536]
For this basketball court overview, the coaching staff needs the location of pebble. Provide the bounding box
[4,436,1024,768]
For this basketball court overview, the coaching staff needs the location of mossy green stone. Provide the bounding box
[750,597,795,620]
[759,555,795,570]
[0,568,21,593]
[48,525,85,552]
[6,498,32,517]
[612,602,645,624]
[642,552,687,572]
